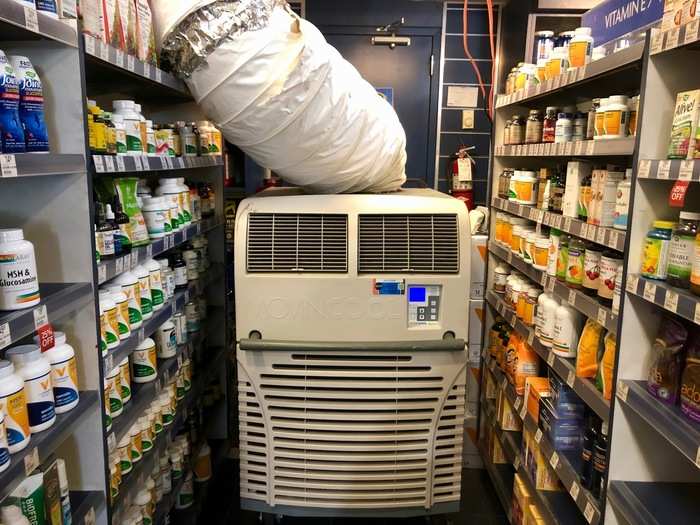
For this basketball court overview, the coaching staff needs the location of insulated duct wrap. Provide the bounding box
[155,1,407,193]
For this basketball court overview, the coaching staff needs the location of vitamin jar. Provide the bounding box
[511,225,524,255]
[587,99,600,140]
[566,237,586,288]
[641,221,675,280]
[510,115,525,145]
[667,212,700,288]
[598,251,622,305]
[546,47,569,79]
[5,345,55,433]
[504,120,512,145]
[0,228,40,310]
[494,264,509,293]
[534,30,555,62]
[542,107,558,143]
[532,236,551,271]
[603,95,629,138]
[582,246,602,296]
[547,229,562,277]
[568,27,594,68]
[536,59,547,83]
[512,171,538,205]
[524,287,540,326]
[525,110,543,144]
[502,216,513,247]
[594,98,609,139]
[555,113,573,143]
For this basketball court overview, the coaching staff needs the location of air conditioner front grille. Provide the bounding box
[247,213,348,272]
[358,214,459,273]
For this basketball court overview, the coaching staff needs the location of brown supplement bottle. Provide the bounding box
[525,110,543,144]
[542,106,558,143]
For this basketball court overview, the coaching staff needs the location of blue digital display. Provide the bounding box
[409,287,426,303]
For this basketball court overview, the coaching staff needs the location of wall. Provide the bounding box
[435,2,500,205]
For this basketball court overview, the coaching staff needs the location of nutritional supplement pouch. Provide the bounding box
[595,332,616,400]
[514,338,539,396]
[114,178,149,246]
[9,56,49,152]
[118,0,137,56]
[135,0,157,64]
[648,316,688,404]
[576,319,605,378]
[681,331,700,422]
[0,51,26,153]
[7,473,46,525]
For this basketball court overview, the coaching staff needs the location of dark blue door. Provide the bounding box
[322,30,438,187]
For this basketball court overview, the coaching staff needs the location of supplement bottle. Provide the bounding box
[135,490,153,525]
[156,320,177,359]
[0,360,30,452]
[547,229,561,277]
[628,95,639,136]
[587,99,600,140]
[539,293,559,347]
[196,120,212,155]
[133,264,153,320]
[111,199,132,254]
[552,304,582,357]
[582,245,602,296]
[104,204,124,256]
[119,356,131,403]
[503,119,512,145]
[598,251,622,306]
[0,411,9,473]
[160,395,174,426]
[103,378,112,432]
[114,271,143,329]
[42,332,79,413]
[132,338,157,383]
[566,237,585,288]
[106,367,123,418]
[96,203,115,259]
[549,168,565,214]
[112,114,127,155]
[641,221,674,280]
[0,228,40,310]
[145,258,164,310]
[179,123,197,156]
[555,113,573,143]
[603,95,629,138]
[667,212,700,288]
[5,345,55,433]
[542,107,558,142]
[0,51,26,153]
[113,100,143,155]
[494,264,509,293]
[556,235,570,281]
[118,434,133,475]
[175,178,192,225]
[130,422,143,463]
[176,472,195,509]
[156,179,184,230]
[103,111,116,154]
[133,103,148,154]
[172,253,188,289]
[141,197,168,239]
[547,47,569,78]
[525,110,543,144]
[510,115,525,145]
[9,55,49,152]
[101,288,127,342]
[568,27,594,68]
[613,175,631,230]
[573,112,588,142]
[158,259,174,299]
[140,415,153,453]
[594,98,609,139]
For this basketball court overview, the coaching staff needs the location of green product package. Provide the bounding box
[8,473,47,525]
[114,178,150,246]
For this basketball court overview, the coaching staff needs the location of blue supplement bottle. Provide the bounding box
[0,50,26,153]
[10,56,49,152]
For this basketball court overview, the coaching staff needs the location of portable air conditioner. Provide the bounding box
[235,188,470,518]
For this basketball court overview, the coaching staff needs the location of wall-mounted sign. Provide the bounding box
[582,0,664,46]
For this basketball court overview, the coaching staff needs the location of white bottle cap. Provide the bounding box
[113,100,135,110]
[575,27,592,36]
[0,228,24,243]
[0,360,16,378]
[5,344,42,365]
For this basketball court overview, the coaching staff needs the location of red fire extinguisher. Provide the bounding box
[448,146,475,210]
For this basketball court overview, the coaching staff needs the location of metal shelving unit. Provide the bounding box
[494,138,635,158]
[607,480,700,525]
[0,0,78,46]
[92,154,223,174]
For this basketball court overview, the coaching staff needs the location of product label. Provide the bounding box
[12,56,49,152]
[115,129,127,154]
[120,364,131,401]
[0,249,40,308]
[552,316,575,355]
[557,244,569,280]
[114,300,130,337]
[578,186,592,219]
[104,307,120,346]
[138,276,152,315]
[594,112,605,137]
[141,431,153,452]
[25,371,55,428]
[667,234,695,281]
[0,53,26,153]
[0,418,9,467]
[547,235,560,276]
[614,184,630,229]
[130,433,142,461]
[583,249,602,291]
[122,283,142,326]
[119,445,132,475]
[133,347,156,378]
[103,384,111,430]
[51,356,79,409]
[566,246,585,285]
[149,271,164,306]
[174,266,187,286]
[0,386,30,448]
[599,256,620,300]
[604,109,628,137]
[125,119,142,153]
[108,377,123,415]
[179,193,192,223]
[569,41,591,68]
[642,238,670,279]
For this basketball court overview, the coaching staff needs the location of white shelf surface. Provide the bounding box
[494,138,635,158]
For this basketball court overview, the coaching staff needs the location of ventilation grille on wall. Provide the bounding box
[358,214,459,273]
[238,353,465,509]
[247,213,348,272]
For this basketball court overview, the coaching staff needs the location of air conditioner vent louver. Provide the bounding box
[358,214,459,273]
[247,213,348,272]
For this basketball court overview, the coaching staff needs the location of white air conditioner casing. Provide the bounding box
[235,188,470,517]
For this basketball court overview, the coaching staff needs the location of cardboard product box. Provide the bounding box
[524,503,546,525]
[498,390,522,432]
[80,0,104,40]
[529,445,561,491]
[468,299,485,347]
[470,234,487,299]
[492,433,507,464]
[683,0,699,24]
[134,0,157,64]
[563,161,592,218]
[524,376,550,424]
[668,89,700,159]
[662,0,684,31]
[539,397,584,451]
[485,371,497,400]
[513,474,532,525]
[548,370,585,418]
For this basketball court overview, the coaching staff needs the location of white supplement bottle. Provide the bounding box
[135,489,153,525]
[114,271,143,329]
[594,98,609,139]
[568,27,593,68]
[538,293,559,347]
[183,250,199,281]
[133,264,153,320]
[118,434,133,475]
[103,378,112,432]
[41,332,79,413]
[106,367,123,417]
[0,411,9,473]
[1,506,31,525]
[0,229,40,310]
[552,304,583,357]
[132,338,157,383]
[160,455,172,493]
[106,285,132,340]
[156,320,177,359]
[119,356,131,403]
[156,179,184,230]
[141,197,168,239]
[133,103,148,154]
[0,360,30,453]
[146,120,156,155]
[145,259,164,310]
[100,289,126,343]
[176,178,192,225]
[112,114,127,155]
[603,95,629,139]
[130,422,143,463]
[140,415,153,453]
[160,395,173,426]
[113,100,143,155]
[5,345,55,433]
[554,112,573,143]
[156,259,173,300]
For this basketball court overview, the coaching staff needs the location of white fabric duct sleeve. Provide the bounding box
[156,2,407,194]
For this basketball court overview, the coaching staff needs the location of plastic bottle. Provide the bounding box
[156,320,177,359]
[104,287,130,340]
[132,338,157,383]
[0,360,30,453]
[179,124,197,156]
[641,221,675,280]
[0,228,40,311]
[103,111,116,154]
[566,237,585,288]
[112,114,127,155]
[598,251,622,306]
[133,264,153,320]
[196,120,212,155]
[582,246,602,296]
[160,395,174,426]
[114,271,143,329]
[113,100,143,155]
[133,103,148,154]
[493,264,509,293]
[556,234,570,281]
[554,113,573,143]
[568,27,594,68]
[56,458,72,524]
[172,253,188,289]
[5,345,55,433]
[96,203,115,259]
[119,356,131,404]
[135,490,152,525]
[1,506,31,525]
[104,204,124,256]
[546,229,561,277]
[613,176,631,230]
[590,422,608,498]
[0,51,26,153]
[145,259,164,311]
[130,422,143,463]
[156,179,184,230]
[118,434,133,475]
[158,259,174,299]
[547,47,569,78]
[41,332,79,413]
[160,455,172,493]
[539,293,559,347]
[106,367,123,417]
[667,212,700,288]
[0,412,9,473]
[9,55,49,152]
[140,415,153,453]
[103,378,112,432]
[552,304,582,357]
[603,95,629,139]
[594,98,609,140]
[587,99,599,140]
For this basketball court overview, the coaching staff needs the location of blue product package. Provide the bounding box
[10,56,49,152]
[539,398,584,451]
[36,0,58,17]
[0,50,26,153]
[548,369,585,418]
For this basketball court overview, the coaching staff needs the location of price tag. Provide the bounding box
[127,54,135,72]
[85,35,96,55]
[534,428,543,443]
[564,217,572,231]
[581,224,589,239]
[98,264,106,284]
[165,157,173,169]
[527,330,535,346]
[100,42,109,61]
[570,481,580,501]
[547,352,555,367]
[567,370,576,387]
[24,447,40,475]
[565,142,573,156]
[0,154,18,177]
[550,451,560,470]
[138,327,144,342]
[626,274,639,293]
[159,156,168,169]
[650,29,664,54]
[555,142,564,156]
[694,303,700,325]
[664,290,679,312]
[519,402,528,420]
[24,6,39,32]
[568,290,576,306]
[575,140,584,156]
[155,68,163,83]
[658,159,671,179]
[115,256,124,274]
[679,160,695,180]
[684,19,700,45]
[577,66,586,81]
[103,155,115,172]
[501,376,508,390]
[115,156,126,172]
[514,396,522,411]
[586,140,595,156]
[637,159,651,178]
[643,281,657,302]
[617,379,629,402]
[184,290,190,303]
[134,155,144,171]
[146,244,153,259]
[609,230,620,250]
[115,50,125,68]
[33,305,48,329]
[0,323,11,350]
[584,502,596,524]
[546,277,555,293]
[666,26,680,49]
[93,155,104,173]
[84,507,96,525]
[130,250,138,269]
[196,223,202,235]
[597,308,607,326]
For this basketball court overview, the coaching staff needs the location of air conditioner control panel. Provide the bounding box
[407,285,442,326]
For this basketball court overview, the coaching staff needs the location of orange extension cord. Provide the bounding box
[462,0,496,120]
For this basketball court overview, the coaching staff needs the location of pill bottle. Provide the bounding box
[536,58,547,83]
[179,124,197,156]
[194,442,212,482]
[514,171,538,205]
[573,112,588,141]
[130,422,143,463]
[150,405,163,435]
[594,98,609,140]
[119,356,131,403]
[176,178,193,225]
[628,95,639,136]
[160,395,174,426]
[587,99,600,140]
[186,301,201,333]
[598,251,622,306]
[552,304,582,357]
[6,345,55,433]
[568,27,594,68]
[525,110,543,144]
[103,378,112,432]
[133,264,153,320]
[532,236,551,271]
[173,313,187,344]
[156,179,184,229]
[0,360,30,453]
[538,293,559,347]
[145,120,156,155]
[160,455,172,494]
[41,332,79,413]
[0,229,40,310]
[141,197,168,239]
[667,212,700,288]
[582,246,602,296]
[555,113,573,143]
[156,320,177,359]
[556,234,570,281]
[641,221,675,280]
[603,95,629,139]
[99,292,120,351]
[182,356,192,391]
[118,434,133,475]
[112,114,127,155]
[106,367,123,417]
[509,115,525,145]
[547,229,561,277]
[113,100,143,155]
[109,462,119,501]
[133,104,148,154]
[135,490,152,525]
[140,415,153,453]
[132,338,157,383]
[566,237,586,288]
[493,264,509,293]
[173,253,188,289]
[0,412,10,473]
[542,107,558,143]
[114,271,143,329]
[547,47,569,78]
[183,250,199,280]
[175,372,185,400]
[105,287,131,340]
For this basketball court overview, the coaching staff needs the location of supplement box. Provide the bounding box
[662,0,684,32]
[512,474,532,525]
[485,372,497,400]
[491,430,507,464]
[682,0,699,24]
[668,89,700,159]
[497,389,522,431]
[524,428,561,491]
[525,376,550,423]
[548,369,585,418]
[7,473,47,525]
[539,397,584,451]
[563,161,592,218]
